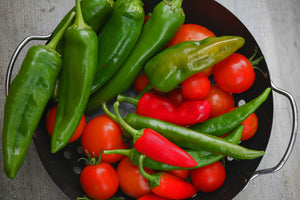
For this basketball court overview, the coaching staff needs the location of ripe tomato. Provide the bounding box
[46,106,85,143]
[117,157,154,198]
[81,114,126,163]
[134,73,149,93]
[241,112,259,141]
[80,162,119,200]
[190,161,226,193]
[168,169,189,179]
[166,88,184,107]
[181,72,211,100]
[167,24,216,76]
[214,53,255,93]
[138,193,170,200]
[205,85,235,118]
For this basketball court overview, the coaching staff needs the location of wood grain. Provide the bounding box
[0,0,299,199]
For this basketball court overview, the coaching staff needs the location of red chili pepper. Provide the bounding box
[139,155,198,200]
[138,193,171,200]
[118,92,211,126]
[104,102,197,168]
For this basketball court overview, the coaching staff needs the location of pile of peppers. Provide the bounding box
[2,0,272,199]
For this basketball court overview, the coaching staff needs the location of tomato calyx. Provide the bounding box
[79,150,103,166]
[248,47,267,78]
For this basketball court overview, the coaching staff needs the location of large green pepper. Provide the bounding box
[104,125,243,171]
[91,0,145,94]
[2,13,75,179]
[86,0,185,113]
[51,0,98,153]
[144,36,245,93]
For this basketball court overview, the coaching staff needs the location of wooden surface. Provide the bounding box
[0,0,299,199]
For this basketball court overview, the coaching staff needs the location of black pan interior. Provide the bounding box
[34,0,274,199]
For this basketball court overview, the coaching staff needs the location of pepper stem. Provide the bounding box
[102,102,118,122]
[113,102,142,139]
[138,155,161,188]
[117,94,139,106]
[136,83,153,100]
[74,0,86,27]
[46,12,75,50]
[103,149,131,157]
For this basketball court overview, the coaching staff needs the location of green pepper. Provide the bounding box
[86,0,185,113]
[2,13,75,179]
[104,125,244,171]
[143,36,245,93]
[103,100,264,160]
[191,87,271,136]
[51,0,98,153]
[91,0,145,94]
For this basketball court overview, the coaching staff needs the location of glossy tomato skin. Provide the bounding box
[190,161,226,193]
[46,106,85,143]
[168,169,190,179]
[181,72,211,100]
[117,157,153,198]
[205,85,235,118]
[241,112,259,141]
[214,53,255,93]
[134,73,149,93]
[81,114,126,163]
[80,162,119,200]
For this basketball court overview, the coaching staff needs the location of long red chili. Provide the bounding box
[139,155,197,200]
[118,92,211,126]
[106,102,197,168]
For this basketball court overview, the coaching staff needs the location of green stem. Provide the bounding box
[74,0,86,27]
[113,102,142,139]
[138,155,161,188]
[117,94,139,106]
[136,83,153,100]
[103,149,131,157]
[46,12,75,50]
[102,102,118,122]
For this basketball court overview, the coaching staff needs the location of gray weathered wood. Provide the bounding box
[0,0,299,199]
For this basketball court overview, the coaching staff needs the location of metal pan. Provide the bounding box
[5,0,298,199]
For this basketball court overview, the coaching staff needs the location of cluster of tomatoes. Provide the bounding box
[46,23,259,200]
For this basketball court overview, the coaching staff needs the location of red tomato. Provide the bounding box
[46,106,85,143]
[134,73,149,93]
[166,88,184,107]
[138,193,170,200]
[117,157,154,198]
[190,161,226,193]
[181,72,211,100]
[167,24,216,76]
[241,112,258,141]
[167,24,216,47]
[205,85,235,118]
[80,162,119,200]
[81,115,126,163]
[214,53,255,93]
[168,169,189,179]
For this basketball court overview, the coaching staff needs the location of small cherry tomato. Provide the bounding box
[81,114,126,163]
[134,73,149,93]
[80,162,119,200]
[166,88,184,107]
[181,72,211,100]
[241,112,258,141]
[117,157,154,198]
[205,85,235,118]
[46,106,85,143]
[214,53,255,93]
[168,169,190,179]
[190,161,226,193]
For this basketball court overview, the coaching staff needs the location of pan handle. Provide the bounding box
[5,34,52,97]
[244,81,298,190]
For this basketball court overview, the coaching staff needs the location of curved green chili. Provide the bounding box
[51,0,98,153]
[86,0,185,113]
[2,13,75,179]
[91,0,145,94]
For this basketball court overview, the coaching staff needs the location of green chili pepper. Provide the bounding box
[143,36,245,93]
[104,125,243,171]
[51,0,98,153]
[2,13,75,179]
[191,87,271,136]
[91,0,145,94]
[86,0,185,113]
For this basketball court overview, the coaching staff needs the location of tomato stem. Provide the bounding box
[249,47,268,78]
